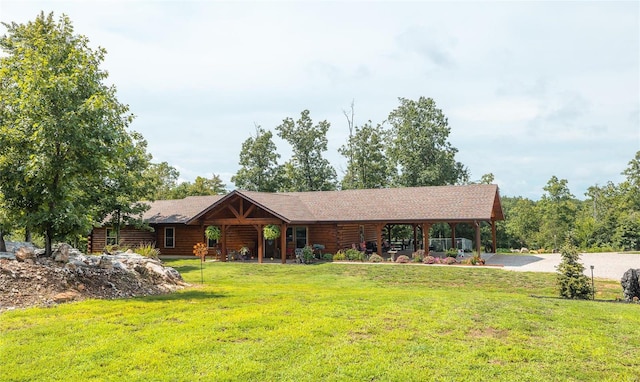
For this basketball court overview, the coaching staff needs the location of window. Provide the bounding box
[165,227,175,248]
[106,228,117,246]
[286,226,308,249]
[207,237,217,248]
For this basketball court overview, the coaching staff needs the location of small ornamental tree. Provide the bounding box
[556,239,593,299]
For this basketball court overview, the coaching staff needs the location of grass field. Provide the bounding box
[1,261,639,381]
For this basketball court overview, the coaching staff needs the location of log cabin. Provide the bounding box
[88,184,504,263]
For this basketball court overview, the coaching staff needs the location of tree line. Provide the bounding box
[0,13,637,254]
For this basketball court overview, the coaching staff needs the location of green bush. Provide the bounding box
[446,248,458,258]
[345,248,364,261]
[302,245,315,264]
[368,254,384,263]
[584,245,617,253]
[134,243,160,259]
[412,249,425,261]
[333,251,346,261]
[557,240,593,299]
[322,253,333,261]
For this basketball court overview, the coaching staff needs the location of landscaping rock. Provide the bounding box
[53,243,71,262]
[15,247,36,262]
[0,243,188,312]
[621,268,640,302]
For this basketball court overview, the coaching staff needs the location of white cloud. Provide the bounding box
[1,0,638,199]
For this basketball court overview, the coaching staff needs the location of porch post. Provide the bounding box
[491,220,497,253]
[280,223,287,264]
[257,224,264,264]
[412,224,418,251]
[221,225,227,262]
[421,223,431,253]
[449,223,457,251]
[475,221,481,256]
[376,224,383,256]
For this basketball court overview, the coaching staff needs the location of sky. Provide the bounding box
[1,1,638,200]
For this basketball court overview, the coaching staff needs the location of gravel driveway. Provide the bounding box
[483,252,640,280]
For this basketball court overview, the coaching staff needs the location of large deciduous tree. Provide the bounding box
[339,121,391,189]
[144,161,180,200]
[276,110,337,191]
[538,176,578,249]
[232,126,282,192]
[386,97,468,187]
[0,13,152,255]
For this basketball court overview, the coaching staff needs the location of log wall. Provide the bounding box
[89,227,156,253]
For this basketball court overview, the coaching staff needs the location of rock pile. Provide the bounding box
[0,243,188,312]
[621,268,640,302]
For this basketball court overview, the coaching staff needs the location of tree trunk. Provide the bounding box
[45,227,53,257]
[0,230,6,252]
[25,227,32,243]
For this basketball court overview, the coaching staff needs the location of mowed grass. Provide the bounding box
[1,261,638,381]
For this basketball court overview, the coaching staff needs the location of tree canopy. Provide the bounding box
[276,110,337,192]
[339,121,391,190]
[231,126,282,192]
[0,12,152,255]
[386,96,469,187]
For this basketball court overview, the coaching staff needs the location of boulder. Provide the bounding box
[15,247,36,262]
[621,268,640,302]
[54,243,71,262]
[53,290,81,303]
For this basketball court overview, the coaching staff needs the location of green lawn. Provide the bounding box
[1,261,638,381]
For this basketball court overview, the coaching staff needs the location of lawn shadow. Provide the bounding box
[141,288,228,303]
[529,295,635,304]
[486,254,545,267]
[169,265,201,273]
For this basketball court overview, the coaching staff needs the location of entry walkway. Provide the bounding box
[484,252,640,280]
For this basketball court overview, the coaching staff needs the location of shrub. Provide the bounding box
[368,254,384,263]
[345,248,365,261]
[446,248,458,258]
[412,249,425,261]
[442,257,457,265]
[104,243,130,254]
[302,245,315,264]
[395,255,410,263]
[322,253,333,261]
[333,251,346,261]
[557,240,593,299]
[134,242,160,259]
[584,245,617,253]
[423,255,436,264]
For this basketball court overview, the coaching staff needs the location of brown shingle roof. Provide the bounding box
[289,184,503,223]
[170,184,503,225]
[143,195,224,224]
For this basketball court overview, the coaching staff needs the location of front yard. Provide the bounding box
[1,261,638,381]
